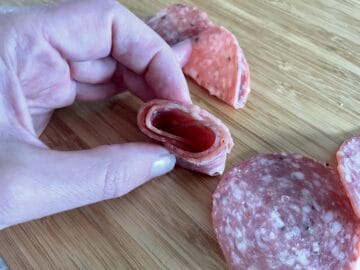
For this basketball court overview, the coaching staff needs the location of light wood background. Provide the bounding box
[0,0,359,269]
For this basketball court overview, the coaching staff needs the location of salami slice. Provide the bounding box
[183,26,251,109]
[337,136,360,218]
[146,4,212,46]
[146,4,251,109]
[212,154,360,270]
[137,99,233,176]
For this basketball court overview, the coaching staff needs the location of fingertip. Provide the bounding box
[172,39,192,68]
[181,93,193,104]
[173,86,193,105]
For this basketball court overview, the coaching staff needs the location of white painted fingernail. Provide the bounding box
[151,154,176,178]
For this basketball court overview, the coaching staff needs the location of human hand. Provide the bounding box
[0,0,192,229]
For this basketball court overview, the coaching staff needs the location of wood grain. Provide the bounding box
[0,0,359,269]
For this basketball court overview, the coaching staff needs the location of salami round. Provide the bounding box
[137,99,233,176]
[183,26,251,109]
[146,4,212,46]
[337,136,360,219]
[212,154,360,270]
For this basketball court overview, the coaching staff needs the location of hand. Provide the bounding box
[0,0,192,229]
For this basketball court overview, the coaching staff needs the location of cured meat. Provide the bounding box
[183,26,250,109]
[337,136,360,218]
[212,153,360,270]
[146,3,212,46]
[137,99,233,176]
[146,5,251,109]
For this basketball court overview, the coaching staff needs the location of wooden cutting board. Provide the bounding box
[0,0,359,269]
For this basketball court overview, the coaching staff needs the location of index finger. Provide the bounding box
[41,0,191,103]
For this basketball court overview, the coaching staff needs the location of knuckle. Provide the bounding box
[98,144,138,199]
[100,146,131,200]
[102,162,130,200]
[57,80,76,107]
[102,0,122,9]
[102,0,122,17]
[38,79,76,108]
[69,62,82,79]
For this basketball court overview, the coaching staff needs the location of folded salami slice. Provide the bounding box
[146,3,212,46]
[183,26,251,109]
[137,99,233,176]
[337,136,360,218]
[212,154,360,270]
[146,4,251,109]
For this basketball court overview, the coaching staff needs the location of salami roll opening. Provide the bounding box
[137,99,233,176]
[151,109,216,153]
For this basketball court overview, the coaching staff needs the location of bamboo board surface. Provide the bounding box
[0,0,359,269]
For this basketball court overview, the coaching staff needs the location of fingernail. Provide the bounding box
[171,39,192,67]
[151,154,176,178]
[0,257,8,270]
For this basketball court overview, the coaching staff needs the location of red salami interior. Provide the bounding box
[152,109,216,153]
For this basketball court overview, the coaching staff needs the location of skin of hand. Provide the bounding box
[0,0,192,229]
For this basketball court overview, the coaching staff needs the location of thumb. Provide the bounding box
[0,143,175,228]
